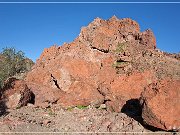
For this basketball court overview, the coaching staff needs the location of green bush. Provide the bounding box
[76,105,88,109]
[0,47,34,89]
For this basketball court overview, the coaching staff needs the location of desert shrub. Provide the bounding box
[0,47,34,89]
[114,42,127,53]
[0,70,8,90]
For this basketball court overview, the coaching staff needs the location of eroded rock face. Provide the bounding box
[58,80,104,108]
[24,16,180,131]
[25,15,180,125]
[26,16,158,109]
[140,80,180,131]
[1,78,33,109]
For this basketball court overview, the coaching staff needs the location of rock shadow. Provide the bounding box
[121,98,164,132]
[0,99,9,117]
[29,92,35,105]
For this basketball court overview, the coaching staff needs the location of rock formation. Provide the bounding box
[140,80,180,131]
[25,16,180,131]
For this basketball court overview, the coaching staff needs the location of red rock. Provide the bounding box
[25,16,157,108]
[58,80,104,108]
[23,16,180,133]
[1,78,33,109]
[140,79,180,131]
[98,71,156,112]
[26,82,62,108]
[139,29,156,49]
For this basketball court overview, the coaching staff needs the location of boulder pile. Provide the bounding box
[1,16,179,131]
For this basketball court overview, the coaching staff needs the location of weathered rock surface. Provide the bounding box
[24,16,180,131]
[26,16,158,109]
[100,70,157,112]
[140,79,180,131]
[0,78,33,109]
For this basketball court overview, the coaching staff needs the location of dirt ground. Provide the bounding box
[0,104,176,135]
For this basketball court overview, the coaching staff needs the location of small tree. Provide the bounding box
[0,47,33,89]
[2,47,26,76]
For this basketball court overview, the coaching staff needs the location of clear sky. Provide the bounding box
[0,1,180,61]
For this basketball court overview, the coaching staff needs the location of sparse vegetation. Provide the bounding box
[48,110,56,116]
[0,47,34,89]
[114,42,127,53]
[67,107,74,111]
[112,61,129,68]
[76,105,88,109]
[16,105,21,109]
[66,105,88,111]
[45,107,56,116]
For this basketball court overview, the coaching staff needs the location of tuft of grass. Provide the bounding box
[76,105,88,109]
[47,108,56,116]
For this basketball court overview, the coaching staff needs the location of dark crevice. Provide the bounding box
[121,99,142,122]
[52,100,58,104]
[91,46,109,53]
[29,92,35,104]
[116,59,127,63]
[121,99,165,132]
[51,74,60,89]
[97,88,106,97]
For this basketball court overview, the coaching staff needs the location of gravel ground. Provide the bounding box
[0,105,176,135]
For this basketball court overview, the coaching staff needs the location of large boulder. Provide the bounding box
[1,78,33,109]
[27,80,104,108]
[98,70,156,112]
[140,79,180,131]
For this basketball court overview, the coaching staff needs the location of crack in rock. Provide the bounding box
[91,46,109,53]
[50,74,61,89]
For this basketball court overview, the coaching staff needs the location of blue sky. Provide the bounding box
[0,2,180,61]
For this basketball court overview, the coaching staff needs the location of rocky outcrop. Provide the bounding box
[26,16,158,109]
[140,80,180,131]
[25,16,180,131]
[1,78,33,109]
